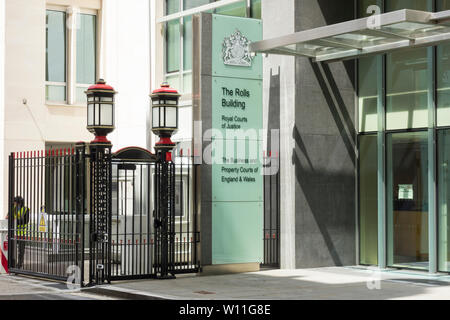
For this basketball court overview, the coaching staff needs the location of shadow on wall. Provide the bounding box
[317,0,356,86]
[310,61,356,163]
[292,61,356,266]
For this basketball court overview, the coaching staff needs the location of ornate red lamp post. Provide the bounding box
[85,79,117,285]
[150,82,180,279]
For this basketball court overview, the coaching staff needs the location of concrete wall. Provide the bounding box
[293,0,357,267]
[262,0,296,269]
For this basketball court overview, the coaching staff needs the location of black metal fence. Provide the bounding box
[7,146,200,285]
[7,149,85,282]
[262,152,280,268]
[110,151,199,280]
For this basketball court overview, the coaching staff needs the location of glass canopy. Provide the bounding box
[249,9,450,62]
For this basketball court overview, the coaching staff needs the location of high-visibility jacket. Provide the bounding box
[13,206,29,237]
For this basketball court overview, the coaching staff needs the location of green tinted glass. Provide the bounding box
[387,131,429,270]
[166,19,180,73]
[386,0,431,11]
[166,0,180,15]
[437,1,450,126]
[77,14,96,85]
[438,130,450,272]
[359,135,378,265]
[215,1,246,17]
[251,0,261,19]
[46,10,66,83]
[183,0,210,10]
[183,16,192,71]
[386,48,430,130]
[358,57,378,132]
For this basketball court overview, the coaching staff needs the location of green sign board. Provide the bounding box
[210,14,263,265]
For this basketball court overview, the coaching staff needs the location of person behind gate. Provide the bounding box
[6,196,29,269]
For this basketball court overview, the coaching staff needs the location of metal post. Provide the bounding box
[88,142,112,285]
[156,149,176,279]
[377,53,387,270]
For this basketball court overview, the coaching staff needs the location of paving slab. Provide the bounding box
[94,267,450,300]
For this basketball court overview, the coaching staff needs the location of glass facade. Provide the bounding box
[385,1,432,130]
[357,0,450,272]
[164,0,261,94]
[387,132,429,269]
[359,135,378,265]
[438,130,450,272]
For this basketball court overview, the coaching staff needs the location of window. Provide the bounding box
[385,0,432,131]
[163,0,261,95]
[357,0,450,272]
[46,8,97,104]
[359,135,378,265]
[44,142,77,215]
[76,14,97,103]
[46,10,67,102]
[438,130,450,272]
[387,132,429,270]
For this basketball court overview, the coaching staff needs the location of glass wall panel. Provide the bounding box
[357,0,380,133]
[387,131,429,270]
[46,85,66,102]
[437,1,450,127]
[251,0,261,19]
[183,16,193,71]
[358,57,378,132]
[438,0,450,11]
[184,0,210,10]
[386,0,429,11]
[166,73,180,91]
[166,19,180,73]
[386,48,429,130]
[183,73,192,94]
[359,135,378,265]
[215,1,246,17]
[438,130,450,272]
[437,44,450,127]
[166,0,180,15]
[385,0,431,130]
[46,10,66,102]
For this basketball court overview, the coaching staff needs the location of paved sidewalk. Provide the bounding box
[0,274,112,300]
[87,267,450,300]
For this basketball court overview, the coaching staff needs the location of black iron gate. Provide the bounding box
[7,146,199,285]
[7,148,86,282]
[109,147,199,280]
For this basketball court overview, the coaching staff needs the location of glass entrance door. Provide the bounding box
[387,131,429,270]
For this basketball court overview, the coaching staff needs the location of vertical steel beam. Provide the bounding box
[377,52,387,269]
[428,44,437,274]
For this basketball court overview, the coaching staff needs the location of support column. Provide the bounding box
[377,53,386,269]
[428,45,437,274]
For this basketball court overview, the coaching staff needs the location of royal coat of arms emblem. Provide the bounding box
[222,30,254,67]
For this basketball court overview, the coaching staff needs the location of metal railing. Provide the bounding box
[7,147,200,285]
[7,149,85,282]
